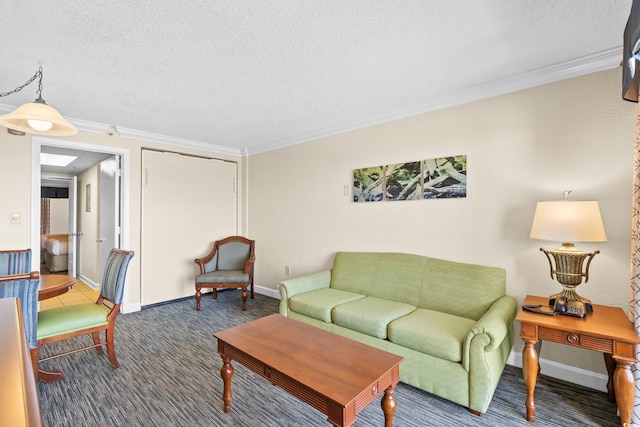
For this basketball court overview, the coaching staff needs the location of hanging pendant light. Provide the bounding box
[0,66,77,136]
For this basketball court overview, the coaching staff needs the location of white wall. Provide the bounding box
[247,67,636,375]
[48,198,69,234]
[77,164,100,284]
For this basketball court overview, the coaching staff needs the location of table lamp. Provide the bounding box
[529,194,607,306]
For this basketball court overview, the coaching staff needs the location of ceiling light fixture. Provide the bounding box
[40,153,78,167]
[0,66,77,136]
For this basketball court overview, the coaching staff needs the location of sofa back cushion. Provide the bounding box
[331,252,426,305]
[419,257,506,320]
[331,252,506,321]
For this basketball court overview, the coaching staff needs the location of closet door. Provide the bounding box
[141,150,237,305]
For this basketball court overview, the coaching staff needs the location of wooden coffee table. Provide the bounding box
[213,314,403,427]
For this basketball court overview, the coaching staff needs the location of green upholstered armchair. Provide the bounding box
[0,271,40,371]
[37,249,134,378]
[194,236,255,311]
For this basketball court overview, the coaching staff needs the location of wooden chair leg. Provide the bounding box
[241,288,247,310]
[30,348,37,376]
[106,327,119,369]
[92,331,104,354]
[212,288,218,299]
[250,281,254,299]
[195,288,202,311]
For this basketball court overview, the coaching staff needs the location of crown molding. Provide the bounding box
[246,47,624,155]
[0,102,241,156]
[0,47,623,157]
[115,127,243,157]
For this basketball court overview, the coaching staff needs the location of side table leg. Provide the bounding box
[381,385,397,427]
[220,356,234,413]
[522,339,539,422]
[613,358,634,427]
[603,353,616,403]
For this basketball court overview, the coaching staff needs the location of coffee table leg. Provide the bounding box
[381,385,397,427]
[220,355,234,413]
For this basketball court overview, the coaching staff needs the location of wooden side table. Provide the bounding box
[516,295,640,426]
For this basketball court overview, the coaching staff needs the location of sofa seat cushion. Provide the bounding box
[331,296,416,339]
[196,270,248,284]
[289,288,365,322]
[388,308,476,362]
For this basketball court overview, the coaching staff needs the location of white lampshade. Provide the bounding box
[0,102,77,136]
[530,200,607,243]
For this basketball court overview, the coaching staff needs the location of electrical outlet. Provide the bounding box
[10,213,20,224]
[284,265,291,275]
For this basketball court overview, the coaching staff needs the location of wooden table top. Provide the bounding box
[214,314,403,406]
[38,274,77,301]
[516,295,640,344]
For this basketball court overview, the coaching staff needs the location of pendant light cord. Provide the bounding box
[0,66,43,99]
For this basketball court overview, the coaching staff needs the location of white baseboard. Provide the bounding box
[121,284,280,314]
[122,302,142,314]
[255,284,281,299]
[241,287,611,394]
[507,351,608,392]
[117,283,609,392]
[78,274,99,290]
[259,282,609,392]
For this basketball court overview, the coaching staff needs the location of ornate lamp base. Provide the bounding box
[549,286,591,305]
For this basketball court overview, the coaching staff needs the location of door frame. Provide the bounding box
[30,137,133,311]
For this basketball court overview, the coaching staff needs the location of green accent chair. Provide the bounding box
[0,271,40,370]
[37,249,134,373]
[194,236,255,311]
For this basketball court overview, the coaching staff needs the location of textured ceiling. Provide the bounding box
[0,1,632,155]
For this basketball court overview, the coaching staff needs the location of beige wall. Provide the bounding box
[0,135,31,248]
[0,130,245,306]
[248,67,636,374]
[0,66,634,376]
[48,198,68,234]
[77,163,100,283]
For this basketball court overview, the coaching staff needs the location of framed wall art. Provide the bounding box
[353,154,466,202]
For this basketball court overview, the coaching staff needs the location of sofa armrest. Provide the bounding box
[462,295,517,371]
[278,270,331,316]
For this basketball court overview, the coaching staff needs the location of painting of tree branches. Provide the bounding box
[353,166,385,202]
[385,161,422,201]
[423,155,467,199]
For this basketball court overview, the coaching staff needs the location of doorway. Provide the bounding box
[31,138,130,299]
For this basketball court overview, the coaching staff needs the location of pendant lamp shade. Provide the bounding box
[0,101,77,136]
[0,66,77,136]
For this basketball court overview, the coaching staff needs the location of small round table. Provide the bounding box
[37,274,77,382]
[38,274,77,301]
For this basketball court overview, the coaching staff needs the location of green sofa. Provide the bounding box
[278,252,517,415]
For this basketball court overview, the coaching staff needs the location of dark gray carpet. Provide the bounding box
[37,290,620,426]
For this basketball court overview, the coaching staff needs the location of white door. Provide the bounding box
[97,156,120,282]
[141,150,237,305]
[67,176,78,276]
